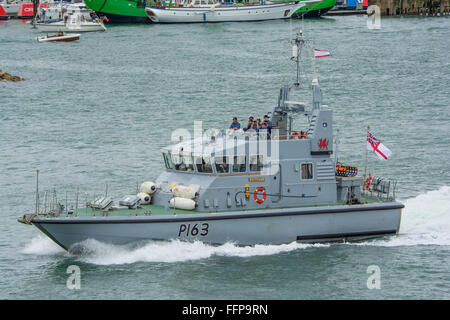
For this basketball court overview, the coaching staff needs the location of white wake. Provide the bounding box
[22,235,65,255]
[351,186,450,247]
[74,239,328,265]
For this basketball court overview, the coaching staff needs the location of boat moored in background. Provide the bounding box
[37,31,80,42]
[0,2,10,19]
[145,0,319,23]
[35,2,106,32]
[83,0,336,23]
[0,0,28,19]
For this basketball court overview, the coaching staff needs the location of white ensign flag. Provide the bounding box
[367,132,392,160]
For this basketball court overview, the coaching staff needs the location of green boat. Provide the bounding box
[83,0,336,24]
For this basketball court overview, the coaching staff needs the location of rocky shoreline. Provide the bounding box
[0,70,25,82]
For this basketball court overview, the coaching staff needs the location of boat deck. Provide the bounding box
[38,193,392,219]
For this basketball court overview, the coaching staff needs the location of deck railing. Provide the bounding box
[361,176,397,201]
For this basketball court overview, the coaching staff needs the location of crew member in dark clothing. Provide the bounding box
[244,116,256,132]
[264,114,272,134]
[255,119,262,133]
[229,117,241,130]
[261,121,270,139]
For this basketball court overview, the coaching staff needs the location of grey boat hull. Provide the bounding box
[32,202,403,251]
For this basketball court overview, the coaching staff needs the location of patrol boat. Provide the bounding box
[19,32,404,251]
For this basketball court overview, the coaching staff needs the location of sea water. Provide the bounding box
[0,15,449,299]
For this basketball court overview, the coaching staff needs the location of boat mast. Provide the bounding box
[291,30,304,88]
[35,169,39,215]
[364,125,370,181]
[32,0,39,28]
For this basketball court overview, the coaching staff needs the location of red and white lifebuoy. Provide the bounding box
[254,187,266,204]
[365,176,374,190]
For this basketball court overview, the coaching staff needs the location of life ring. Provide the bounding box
[365,178,370,190]
[254,187,266,204]
[365,176,374,190]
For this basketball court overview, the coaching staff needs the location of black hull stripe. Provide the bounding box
[32,203,404,225]
[297,229,397,241]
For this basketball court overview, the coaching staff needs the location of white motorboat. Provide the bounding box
[37,31,80,42]
[145,0,320,23]
[36,2,106,32]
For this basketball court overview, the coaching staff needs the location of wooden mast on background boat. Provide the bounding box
[32,0,39,28]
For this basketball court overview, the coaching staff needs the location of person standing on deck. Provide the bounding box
[229,117,241,130]
[244,117,256,132]
[260,121,270,139]
[255,119,262,133]
[264,114,272,134]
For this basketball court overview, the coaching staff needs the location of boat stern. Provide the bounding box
[145,7,160,23]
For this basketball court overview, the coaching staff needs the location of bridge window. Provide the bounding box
[301,163,313,180]
[233,156,247,173]
[195,156,213,174]
[215,156,230,174]
[163,152,174,170]
[172,153,183,170]
[185,155,194,171]
[170,153,194,172]
[250,155,264,172]
[179,155,195,171]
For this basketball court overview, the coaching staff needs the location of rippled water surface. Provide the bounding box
[0,15,449,299]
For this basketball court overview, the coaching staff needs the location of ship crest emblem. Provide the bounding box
[318,138,329,150]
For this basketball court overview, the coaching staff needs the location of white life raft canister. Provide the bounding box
[172,184,200,199]
[137,192,152,205]
[169,197,196,210]
[141,181,157,195]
